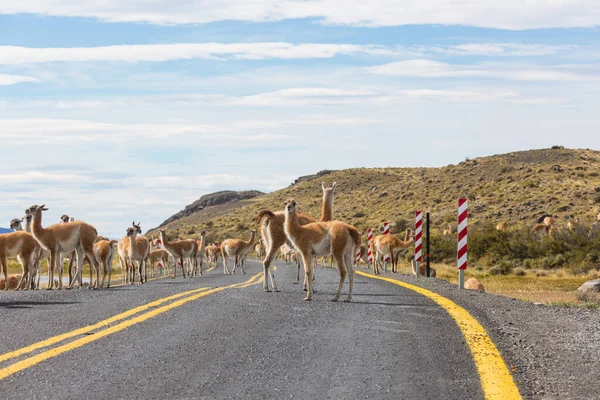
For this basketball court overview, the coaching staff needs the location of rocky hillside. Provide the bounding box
[150,147,600,243]
[152,190,264,229]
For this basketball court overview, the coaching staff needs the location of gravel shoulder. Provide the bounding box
[371,269,600,400]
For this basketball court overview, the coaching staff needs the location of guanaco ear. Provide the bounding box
[322,182,326,191]
[41,205,48,211]
[332,182,337,192]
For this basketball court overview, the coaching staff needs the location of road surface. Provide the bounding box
[0,259,505,399]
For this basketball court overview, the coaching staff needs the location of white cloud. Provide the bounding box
[426,43,580,57]
[1,0,599,29]
[0,86,565,110]
[0,116,377,145]
[0,169,294,238]
[367,59,600,81]
[0,43,392,65]
[0,73,40,85]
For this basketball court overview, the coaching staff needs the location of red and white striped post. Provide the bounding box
[382,222,390,235]
[367,228,374,271]
[458,198,468,289]
[382,222,390,272]
[415,211,423,278]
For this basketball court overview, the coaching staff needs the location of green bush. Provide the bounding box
[488,260,513,275]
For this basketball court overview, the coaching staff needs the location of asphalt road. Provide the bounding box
[0,259,487,399]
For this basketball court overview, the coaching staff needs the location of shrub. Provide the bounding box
[393,219,409,234]
[522,258,534,269]
[236,223,248,231]
[594,193,600,204]
[488,260,513,275]
[513,268,526,276]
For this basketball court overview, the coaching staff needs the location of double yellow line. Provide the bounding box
[0,271,262,380]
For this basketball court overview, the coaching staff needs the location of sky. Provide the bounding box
[1,1,599,238]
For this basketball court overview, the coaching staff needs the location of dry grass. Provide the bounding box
[397,262,594,306]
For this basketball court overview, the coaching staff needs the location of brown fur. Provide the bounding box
[465,278,485,292]
[148,249,171,277]
[93,238,117,288]
[11,217,49,290]
[255,242,265,259]
[256,182,336,292]
[496,222,508,231]
[0,274,24,290]
[543,216,556,227]
[283,199,360,301]
[193,231,207,276]
[372,229,414,274]
[25,205,98,290]
[221,230,256,275]
[117,222,142,284]
[0,231,38,290]
[410,255,437,277]
[117,237,131,284]
[442,223,453,236]
[125,223,150,284]
[205,244,221,267]
[159,229,197,279]
[531,223,549,235]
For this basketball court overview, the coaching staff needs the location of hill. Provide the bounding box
[151,190,265,232]
[148,147,600,244]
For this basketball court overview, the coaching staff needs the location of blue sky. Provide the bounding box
[1,1,599,237]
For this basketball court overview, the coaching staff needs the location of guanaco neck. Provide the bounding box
[284,209,303,240]
[403,229,411,242]
[320,190,334,222]
[31,210,47,240]
[128,231,138,253]
[245,231,256,247]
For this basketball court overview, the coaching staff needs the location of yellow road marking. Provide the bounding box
[0,266,219,363]
[110,265,216,288]
[356,271,521,400]
[0,272,262,380]
[0,287,211,363]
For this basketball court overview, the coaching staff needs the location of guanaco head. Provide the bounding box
[60,214,70,223]
[132,221,142,234]
[284,199,298,214]
[95,236,110,243]
[322,182,337,196]
[126,226,137,238]
[9,218,23,230]
[25,204,48,218]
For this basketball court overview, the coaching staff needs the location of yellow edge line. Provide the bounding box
[355,271,521,400]
[0,272,262,380]
[0,266,218,363]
